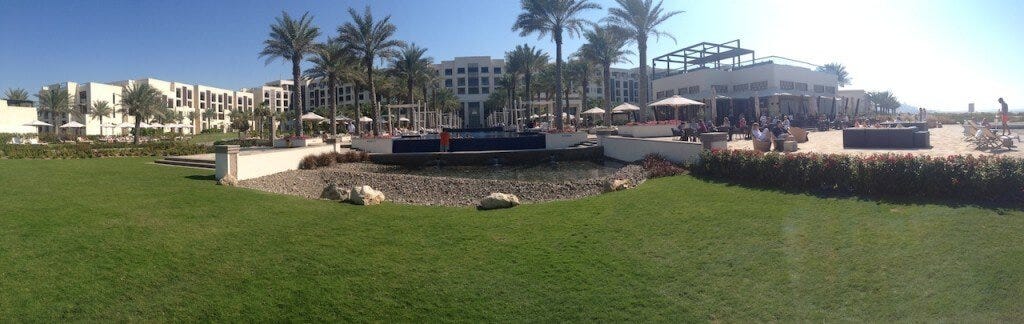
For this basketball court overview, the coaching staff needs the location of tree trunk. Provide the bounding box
[603,65,612,124]
[421,85,429,130]
[638,38,649,122]
[367,59,380,136]
[581,68,589,126]
[329,76,337,136]
[407,79,415,130]
[133,115,141,145]
[270,115,277,140]
[292,57,303,137]
[554,35,564,130]
[354,83,362,136]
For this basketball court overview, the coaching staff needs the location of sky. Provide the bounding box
[1,0,1022,112]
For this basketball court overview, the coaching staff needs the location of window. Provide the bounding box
[445,79,453,87]
[200,93,206,100]
[712,85,728,93]
[468,67,478,73]
[493,67,502,74]
[826,86,836,94]
[468,77,479,87]
[79,91,87,100]
[750,81,768,91]
[780,81,795,90]
[444,68,452,76]
[481,67,489,73]
[176,88,182,97]
[458,88,466,95]
[457,78,466,87]
[457,67,465,74]
[469,87,479,94]
[733,83,749,92]
[481,77,489,86]
[813,85,825,93]
[482,87,490,94]
[796,83,808,91]
[688,86,699,94]
[677,87,688,95]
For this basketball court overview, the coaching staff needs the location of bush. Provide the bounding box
[693,149,1024,203]
[642,154,686,178]
[213,138,272,147]
[0,141,212,159]
[299,150,370,170]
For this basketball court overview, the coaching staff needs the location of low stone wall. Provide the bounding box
[351,137,393,154]
[617,124,676,138]
[545,132,589,149]
[216,144,340,181]
[369,146,603,167]
[600,135,703,164]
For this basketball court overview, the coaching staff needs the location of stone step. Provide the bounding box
[163,156,215,165]
[154,159,216,169]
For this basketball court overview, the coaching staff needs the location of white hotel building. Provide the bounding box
[39,78,254,135]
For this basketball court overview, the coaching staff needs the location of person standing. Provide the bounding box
[440,130,451,152]
[999,98,1010,135]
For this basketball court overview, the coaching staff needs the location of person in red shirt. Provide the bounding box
[439,131,451,152]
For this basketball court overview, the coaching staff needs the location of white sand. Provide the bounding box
[725,125,1024,158]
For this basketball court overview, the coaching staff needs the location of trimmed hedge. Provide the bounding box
[694,149,1024,203]
[213,138,272,147]
[299,151,370,170]
[0,142,212,159]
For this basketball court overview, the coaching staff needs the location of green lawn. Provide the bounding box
[1,158,1023,321]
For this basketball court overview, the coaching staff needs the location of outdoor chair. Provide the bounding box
[752,132,772,152]
[980,127,1016,150]
[789,127,809,143]
[76,137,93,144]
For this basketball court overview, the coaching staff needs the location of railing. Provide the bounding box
[654,56,821,79]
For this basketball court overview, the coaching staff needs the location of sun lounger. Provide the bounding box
[980,127,1015,150]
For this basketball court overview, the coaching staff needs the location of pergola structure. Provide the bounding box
[651,39,756,79]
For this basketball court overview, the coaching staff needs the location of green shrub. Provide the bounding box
[694,149,1024,203]
[0,141,212,159]
[299,151,370,170]
[213,138,272,147]
[642,154,686,178]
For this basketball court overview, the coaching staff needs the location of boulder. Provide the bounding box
[320,184,351,201]
[217,174,238,187]
[350,185,385,206]
[478,193,521,210]
[604,178,632,192]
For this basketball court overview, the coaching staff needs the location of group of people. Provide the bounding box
[675,113,802,142]
[750,119,793,142]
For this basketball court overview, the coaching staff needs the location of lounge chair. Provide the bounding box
[752,132,772,152]
[789,127,809,143]
[979,127,1016,150]
[76,137,93,144]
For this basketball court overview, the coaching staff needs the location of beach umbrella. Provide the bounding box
[23,120,53,127]
[335,115,352,121]
[59,121,85,128]
[611,103,640,112]
[300,112,325,121]
[398,117,410,122]
[650,95,705,121]
[581,107,606,115]
[359,116,373,123]
[148,122,164,128]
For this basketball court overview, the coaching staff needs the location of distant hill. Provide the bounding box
[897,103,919,114]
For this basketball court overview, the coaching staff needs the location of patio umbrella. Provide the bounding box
[116,122,134,128]
[612,103,641,122]
[398,117,410,122]
[581,107,605,115]
[148,122,164,128]
[300,112,325,122]
[59,121,85,128]
[649,95,705,121]
[359,116,373,123]
[335,115,352,121]
[23,120,53,127]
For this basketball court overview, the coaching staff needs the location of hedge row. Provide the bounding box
[693,149,1024,203]
[213,138,273,147]
[299,151,370,170]
[0,142,212,159]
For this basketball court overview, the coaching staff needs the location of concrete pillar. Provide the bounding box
[215,145,239,181]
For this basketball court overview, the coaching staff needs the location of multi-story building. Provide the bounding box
[40,78,254,136]
[247,79,298,114]
[0,99,38,133]
[435,56,507,128]
[651,40,839,122]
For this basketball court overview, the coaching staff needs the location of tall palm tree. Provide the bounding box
[578,24,633,124]
[390,43,433,129]
[418,67,440,129]
[817,62,851,87]
[496,73,518,125]
[253,102,272,139]
[120,83,167,145]
[607,0,682,121]
[506,45,549,117]
[89,100,114,136]
[306,39,351,135]
[867,91,900,115]
[259,11,321,137]
[36,88,74,135]
[513,0,600,130]
[188,110,200,134]
[4,88,29,101]
[338,6,405,136]
[434,88,459,126]
[203,107,218,131]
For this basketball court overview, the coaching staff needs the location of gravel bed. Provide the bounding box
[238,162,647,206]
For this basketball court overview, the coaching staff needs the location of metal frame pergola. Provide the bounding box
[651,39,756,79]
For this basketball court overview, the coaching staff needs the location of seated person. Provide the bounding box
[751,123,768,141]
[771,121,790,139]
[782,116,791,130]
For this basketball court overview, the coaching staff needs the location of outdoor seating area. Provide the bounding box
[843,127,928,149]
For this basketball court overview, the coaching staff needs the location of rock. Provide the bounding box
[350,185,385,206]
[217,174,238,187]
[604,178,632,192]
[320,184,351,201]
[478,193,521,210]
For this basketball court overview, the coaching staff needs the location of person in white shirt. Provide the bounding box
[751,123,768,141]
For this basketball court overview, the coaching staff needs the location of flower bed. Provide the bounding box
[0,142,212,159]
[693,149,1024,203]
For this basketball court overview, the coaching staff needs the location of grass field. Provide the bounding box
[1,158,1022,321]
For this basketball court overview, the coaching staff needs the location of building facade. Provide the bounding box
[0,99,38,133]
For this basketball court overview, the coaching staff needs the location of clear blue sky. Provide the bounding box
[1,0,1021,111]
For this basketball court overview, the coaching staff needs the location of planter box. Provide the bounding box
[545,132,589,149]
[617,124,676,138]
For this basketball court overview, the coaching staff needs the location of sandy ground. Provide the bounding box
[725,125,1024,157]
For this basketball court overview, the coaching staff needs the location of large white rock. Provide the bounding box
[350,185,385,206]
[603,178,632,192]
[217,174,238,187]
[478,193,521,210]
[321,185,351,201]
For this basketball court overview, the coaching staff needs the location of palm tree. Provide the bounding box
[252,102,272,139]
[36,88,74,135]
[607,0,683,121]
[338,6,405,136]
[506,45,549,117]
[203,107,218,131]
[434,88,460,126]
[513,0,600,130]
[230,109,253,139]
[578,24,633,124]
[89,100,114,136]
[4,88,29,101]
[390,43,433,129]
[188,110,200,134]
[120,83,167,145]
[306,39,351,136]
[867,91,900,115]
[817,62,851,87]
[564,59,592,121]
[259,11,321,137]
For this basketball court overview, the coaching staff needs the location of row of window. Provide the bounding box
[443,66,503,76]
